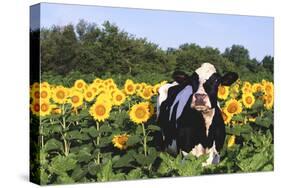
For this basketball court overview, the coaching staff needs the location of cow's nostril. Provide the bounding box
[195,93,207,100]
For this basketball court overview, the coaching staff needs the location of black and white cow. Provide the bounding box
[157,63,238,165]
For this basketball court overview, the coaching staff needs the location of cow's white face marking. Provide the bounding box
[195,63,217,81]
[191,63,216,112]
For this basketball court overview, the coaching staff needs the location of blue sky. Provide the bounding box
[39,3,274,61]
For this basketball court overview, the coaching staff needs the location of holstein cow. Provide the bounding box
[157,63,238,165]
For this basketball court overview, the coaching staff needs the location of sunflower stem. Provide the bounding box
[142,123,147,157]
[96,121,101,164]
[40,118,44,148]
[61,105,69,156]
[62,134,69,156]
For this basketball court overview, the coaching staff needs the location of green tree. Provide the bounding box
[223,45,250,65]
[262,55,274,74]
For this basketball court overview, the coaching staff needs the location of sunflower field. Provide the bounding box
[30,76,274,185]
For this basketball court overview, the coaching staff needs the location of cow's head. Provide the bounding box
[190,63,238,112]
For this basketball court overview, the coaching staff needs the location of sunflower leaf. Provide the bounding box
[147,125,161,132]
[99,125,112,133]
[87,126,99,138]
[97,160,113,182]
[113,153,134,168]
[88,162,101,176]
[126,135,141,146]
[126,168,143,180]
[67,130,91,141]
[44,138,63,152]
[49,155,77,176]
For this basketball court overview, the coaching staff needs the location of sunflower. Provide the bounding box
[105,78,114,85]
[252,83,264,93]
[69,90,84,108]
[225,99,242,115]
[227,135,236,148]
[74,79,87,91]
[221,108,233,124]
[124,79,136,95]
[229,86,239,99]
[140,82,147,90]
[89,101,111,122]
[217,85,229,100]
[93,78,103,85]
[40,87,52,100]
[31,82,40,90]
[242,82,252,94]
[96,93,113,105]
[144,102,155,117]
[263,81,274,94]
[31,99,52,117]
[52,86,69,104]
[30,100,40,116]
[40,82,51,90]
[83,88,96,102]
[242,93,255,109]
[153,83,161,95]
[108,83,117,91]
[112,90,126,106]
[88,83,100,96]
[51,105,62,115]
[140,87,153,100]
[263,93,274,110]
[129,102,150,124]
[97,83,106,93]
[40,100,52,116]
[30,87,40,101]
[135,84,142,92]
[112,133,129,150]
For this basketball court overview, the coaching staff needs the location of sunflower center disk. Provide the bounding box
[135,108,146,119]
[246,97,252,104]
[41,104,49,112]
[96,105,106,116]
[34,104,40,112]
[41,91,48,98]
[127,85,134,92]
[227,104,237,114]
[116,95,122,101]
[72,96,80,103]
[56,91,65,99]
[87,92,92,97]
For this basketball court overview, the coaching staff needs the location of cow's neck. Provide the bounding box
[201,108,215,136]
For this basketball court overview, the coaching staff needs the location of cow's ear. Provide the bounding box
[172,71,189,84]
[220,72,238,86]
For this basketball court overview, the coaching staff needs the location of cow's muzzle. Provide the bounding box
[194,93,207,106]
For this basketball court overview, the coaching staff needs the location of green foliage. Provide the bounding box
[236,131,273,172]
[157,152,207,176]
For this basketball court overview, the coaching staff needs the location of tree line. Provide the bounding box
[37,19,273,82]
